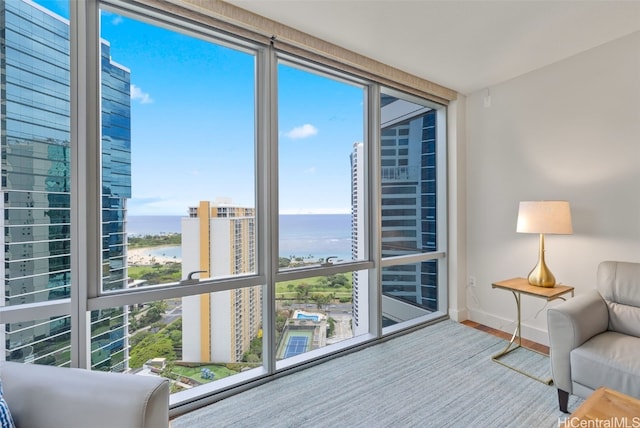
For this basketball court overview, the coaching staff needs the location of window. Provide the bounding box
[96,6,262,378]
[99,9,257,293]
[379,90,447,328]
[277,61,365,267]
[1,0,447,412]
[1,0,73,367]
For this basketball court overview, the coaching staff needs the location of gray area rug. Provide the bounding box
[172,320,583,428]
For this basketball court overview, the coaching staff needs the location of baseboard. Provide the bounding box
[448,307,468,322]
[467,307,550,346]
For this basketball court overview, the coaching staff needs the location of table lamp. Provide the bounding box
[516,200,573,287]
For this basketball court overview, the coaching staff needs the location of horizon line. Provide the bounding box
[128,211,352,216]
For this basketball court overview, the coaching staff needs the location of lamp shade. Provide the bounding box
[516,201,573,235]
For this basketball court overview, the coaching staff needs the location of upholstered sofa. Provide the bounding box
[0,361,169,428]
[547,260,640,412]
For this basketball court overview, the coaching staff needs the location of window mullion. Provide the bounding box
[367,84,382,338]
[259,43,279,375]
[436,108,449,312]
[70,0,101,369]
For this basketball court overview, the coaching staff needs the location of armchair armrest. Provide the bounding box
[0,361,169,428]
[547,290,609,393]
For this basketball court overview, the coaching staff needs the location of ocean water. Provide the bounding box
[127,214,352,260]
[279,214,352,261]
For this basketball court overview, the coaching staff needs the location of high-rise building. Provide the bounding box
[351,96,438,327]
[379,96,438,311]
[350,142,369,335]
[181,200,261,363]
[1,0,131,371]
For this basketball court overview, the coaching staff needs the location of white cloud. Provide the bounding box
[100,10,123,26]
[130,84,153,104]
[304,167,317,174]
[285,124,318,139]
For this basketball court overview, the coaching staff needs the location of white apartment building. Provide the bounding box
[181,200,261,363]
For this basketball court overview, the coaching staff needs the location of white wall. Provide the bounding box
[447,96,468,322]
[462,31,640,344]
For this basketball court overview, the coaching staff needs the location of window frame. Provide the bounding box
[0,0,448,414]
[377,87,448,335]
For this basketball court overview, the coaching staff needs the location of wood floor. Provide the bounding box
[461,320,550,355]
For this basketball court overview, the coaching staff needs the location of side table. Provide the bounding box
[491,277,574,384]
[561,387,640,427]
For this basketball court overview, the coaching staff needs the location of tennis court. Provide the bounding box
[283,336,309,359]
[276,327,316,360]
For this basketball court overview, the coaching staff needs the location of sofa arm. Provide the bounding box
[547,290,609,393]
[0,362,169,428]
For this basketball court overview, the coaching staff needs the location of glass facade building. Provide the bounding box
[1,0,131,370]
[380,97,438,311]
[352,94,439,329]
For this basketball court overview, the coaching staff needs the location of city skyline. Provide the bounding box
[2,0,130,370]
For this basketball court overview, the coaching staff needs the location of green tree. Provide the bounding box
[130,330,152,347]
[244,353,260,363]
[129,317,139,333]
[139,306,162,327]
[311,293,331,310]
[327,317,336,337]
[275,311,289,339]
[328,274,348,288]
[317,277,330,287]
[242,336,263,362]
[151,301,168,313]
[169,330,182,347]
[279,257,291,268]
[129,334,176,369]
[161,362,177,381]
[128,233,181,248]
[295,282,312,304]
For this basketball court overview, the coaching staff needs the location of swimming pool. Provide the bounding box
[296,313,319,321]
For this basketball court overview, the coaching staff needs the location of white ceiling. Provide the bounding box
[227,0,640,95]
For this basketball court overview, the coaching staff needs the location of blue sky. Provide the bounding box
[35,1,364,215]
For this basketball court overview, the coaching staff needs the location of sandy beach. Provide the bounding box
[128,246,181,266]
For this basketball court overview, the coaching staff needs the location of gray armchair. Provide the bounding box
[547,261,640,412]
[0,361,169,428]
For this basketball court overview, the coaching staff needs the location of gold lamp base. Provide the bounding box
[528,233,556,288]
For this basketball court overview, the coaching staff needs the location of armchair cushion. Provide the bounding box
[570,331,640,399]
[606,302,640,338]
[597,260,640,337]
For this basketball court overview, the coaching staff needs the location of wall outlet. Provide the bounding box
[468,276,476,287]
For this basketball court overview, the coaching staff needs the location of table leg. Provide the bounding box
[491,291,553,385]
[493,291,522,357]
